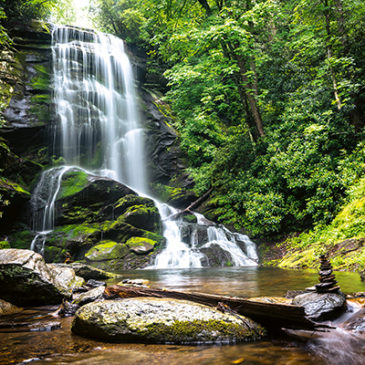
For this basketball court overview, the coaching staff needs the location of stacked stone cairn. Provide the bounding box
[315,254,340,293]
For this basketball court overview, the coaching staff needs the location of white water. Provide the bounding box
[31,24,258,269]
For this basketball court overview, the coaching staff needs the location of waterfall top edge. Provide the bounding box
[51,23,96,35]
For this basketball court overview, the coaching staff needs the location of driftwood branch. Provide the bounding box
[168,187,213,221]
[104,285,320,331]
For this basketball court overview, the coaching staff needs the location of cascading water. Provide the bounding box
[30,24,258,269]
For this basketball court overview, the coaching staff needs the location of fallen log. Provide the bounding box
[104,285,321,331]
[167,187,213,221]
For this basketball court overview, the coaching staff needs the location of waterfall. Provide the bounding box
[30,24,258,269]
[52,25,146,191]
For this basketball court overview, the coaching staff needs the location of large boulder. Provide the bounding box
[28,168,164,269]
[72,297,265,344]
[0,249,80,306]
[292,292,347,320]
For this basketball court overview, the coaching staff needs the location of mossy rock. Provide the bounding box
[119,204,161,232]
[8,230,33,250]
[72,298,266,344]
[182,214,197,224]
[126,237,157,254]
[85,241,128,262]
[0,241,11,249]
[150,183,196,209]
[43,245,67,263]
[106,220,164,246]
[55,174,137,225]
[58,170,89,200]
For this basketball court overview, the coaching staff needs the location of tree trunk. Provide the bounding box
[103,285,325,331]
[323,0,342,111]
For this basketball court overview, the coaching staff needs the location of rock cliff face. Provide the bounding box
[0,24,194,269]
[0,22,53,234]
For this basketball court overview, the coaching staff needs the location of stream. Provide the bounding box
[1,267,364,365]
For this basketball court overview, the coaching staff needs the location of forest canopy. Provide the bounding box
[91,0,365,239]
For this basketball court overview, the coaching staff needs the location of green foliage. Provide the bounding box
[91,0,365,239]
[278,176,365,271]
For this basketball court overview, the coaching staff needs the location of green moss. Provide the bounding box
[150,183,184,203]
[31,65,50,91]
[9,231,33,249]
[85,240,128,262]
[0,241,10,249]
[142,319,265,344]
[125,236,157,248]
[0,178,30,196]
[44,246,67,263]
[276,178,365,271]
[58,170,89,199]
[183,214,197,223]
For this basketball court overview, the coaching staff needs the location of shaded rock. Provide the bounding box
[72,298,265,344]
[86,279,106,288]
[0,249,78,306]
[72,285,105,306]
[0,299,23,315]
[200,243,233,267]
[0,178,31,234]
[292,292,346,320]
[69,263,117,280]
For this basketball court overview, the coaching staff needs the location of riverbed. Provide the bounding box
[1,267,364,364]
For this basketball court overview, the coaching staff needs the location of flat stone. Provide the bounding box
[315,282,336,290]
[319,269,333,276]
[292,292,346,320]
[72,285,105,306]
[319,275,336,283]
[72,298,266,344]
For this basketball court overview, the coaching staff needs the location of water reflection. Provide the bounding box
[0,268,364,365]
[113,267,365,297]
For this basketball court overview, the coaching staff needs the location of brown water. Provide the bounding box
[1,267,364,365]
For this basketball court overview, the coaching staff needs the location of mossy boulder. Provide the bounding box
[0,249,80,306]
[119,204,161,232]
[85,241,128,262]
[55,173,136,226]
[72,298,265,344]
[126,237,157,254]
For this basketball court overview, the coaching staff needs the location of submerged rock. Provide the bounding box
[0,249,79,306]
[72,298,265,344]
[341,309,365,333]
[292,292,346,320]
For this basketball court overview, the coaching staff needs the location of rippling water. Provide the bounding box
[0,267,364,365]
